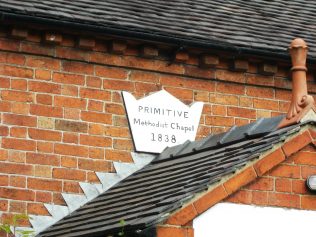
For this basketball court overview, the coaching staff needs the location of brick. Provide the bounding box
[160,76,215,91]
[193,185,228,214]
[62,61,94,74]
[270,164,300,178]
[86,76,102,88]
[282,130,313,157]
[130,71,159,83]
[78,38,96,49]
[11,28,28,39]
[29,128,62,141]
[227,107,256,119]
[0,77,10,88]
[56,47,90,61]
[0,39,20,51]
[38,117,54,129]
[0,150,8,161]
[194,91,209,102]
[301,166,316,179]
[26,56,60,70]
[80,134,112,147]
[0,200,8,211]
[21,42,54,56]
[210,94,238,105]
[53,168,86,181]
[5,53,25,65]
[246,74,274,87]
[0,64,33,78]
[29,81,61,94]
[164,87,193,101]
[0,187,34,201]
[105,103,125,115]
[35,69,51,80]
[10,127,26,138]
[55,119,88,133]
[156,226,186,237]
[268,193,300,208]
[53,72,85,85]
[61,156,77,168]
[301,196,316,210]
[106,150,133,162]
[110,41,127,54]
[30,104,63,118]
[61,85,78,96]
[2,138,36,151]
[54,96,86,109]
[166,204,197,225]
[81,111,112,124]
[225,190,252,204]
[254,148,285,176]
[34,165,52,178]
[253,98,279,110]
[36,191,52,203]
[54,144,88,157]
[216,70,245,83]
[63,181,81,193]
[88,147,105,159]
[88,100,103,112]
[293,151,316,165]
[275,89,291,101]
[11,102,29,115]
[11,79,27,90]
[0,162,32,176]
[292,179,308,194]
[200,54,219,67]
[28,178,62,192]
[37,141,54,153]
[175,51,189,62]
[9,201,27,213]
[216,83,245,95]
[78,159,111,172]
[252,191,268,205]
[1,90,33,102]
[246,177,274,191]
[64,108,80,120]
[0,126,8,136]
[103,79,134,91]
[36,94,53,105]
[259,63,278,75]
[104,127,130,138]
[95,66,127,79]
[205,116,234,126]
[232,59,249,71]
[224,167,257,194]
[80,88,111,101]
[63,132,79,144]
[275,178,292,192]
[140,45,158,58]
[246,86,274,99]
[27,203,49,215]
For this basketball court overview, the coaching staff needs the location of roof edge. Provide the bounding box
[160,125,315,227]
[0,11,302,62]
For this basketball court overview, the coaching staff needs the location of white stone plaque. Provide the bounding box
[122,90,204,153]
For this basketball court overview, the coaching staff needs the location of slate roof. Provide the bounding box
[1,1,316,59]
[37,115,311,237]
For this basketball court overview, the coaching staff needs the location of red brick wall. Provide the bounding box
[0,26,316,224]
[227,144,316,210]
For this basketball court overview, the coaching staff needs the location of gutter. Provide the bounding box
[0,11,300,62]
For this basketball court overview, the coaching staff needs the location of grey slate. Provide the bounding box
[37,115,307,237]
[1,1,316,58]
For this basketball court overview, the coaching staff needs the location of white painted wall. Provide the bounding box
[193,203,316,237]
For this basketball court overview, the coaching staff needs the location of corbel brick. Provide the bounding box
[282,130,313,157]
[43,32,63,44]
[156,226,190,237]
[11,28,28,39]
[232,59,249,71]
[175,51,189,63]
[254,148,285,176]
[110,40,127,54]
[223,166,257,194]
[78,38,96,49]
[199,54,219,67]
[259,63,278,75]
[140,45,159,58]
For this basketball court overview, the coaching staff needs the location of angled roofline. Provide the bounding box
[0,11,300,62]
[161,125,316,228]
